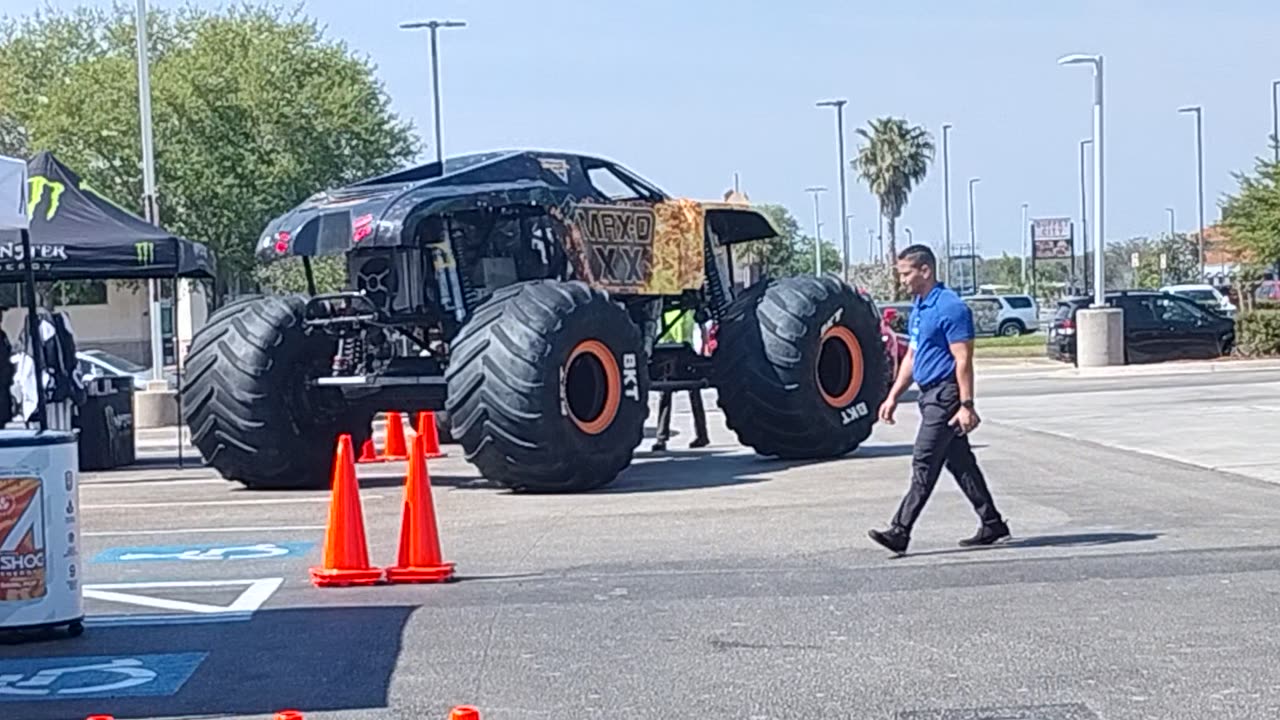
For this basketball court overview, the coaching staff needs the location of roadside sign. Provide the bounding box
[1131,252,1140,268]
[1031,217,1073,260]
[92,541,313,564]
[1160,253,1168,270]
[0,653,206,701]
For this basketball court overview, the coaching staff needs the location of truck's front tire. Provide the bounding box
[445,280,649,492]
[713,275,889,459]
[182,295,371,489]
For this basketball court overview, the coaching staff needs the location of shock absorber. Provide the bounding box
[331,335,365,375]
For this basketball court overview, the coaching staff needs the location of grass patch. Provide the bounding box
[975,333,1047,357]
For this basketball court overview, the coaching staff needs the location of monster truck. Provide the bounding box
[182,150,892,491]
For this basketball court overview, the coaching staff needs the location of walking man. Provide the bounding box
[652,309,710,451]
[868,244,1009,555]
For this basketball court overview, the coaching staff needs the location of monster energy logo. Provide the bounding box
[26,176,64,221]
[135,241,155,266]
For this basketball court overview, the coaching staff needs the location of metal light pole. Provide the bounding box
[867,228,875,263]
[1078,138,1091,293]
[966,177,980,294]
[1060,54,1105,309]
[817,100,850,280]
[1178,105,1206,280]
[1166,207,1175,239]
[904,227,913,243]
[941,123,953,283]
[400,19,467,165]
[805,186,827,275]
[1020,202,1029,290]
[135,0,164,382]
[1272,80,1279,163]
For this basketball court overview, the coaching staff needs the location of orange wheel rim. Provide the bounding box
[817,325,864,408]
[563,340,621,435]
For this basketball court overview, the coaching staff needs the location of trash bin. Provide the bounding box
[76,376,136,471]
[0,429,83,638]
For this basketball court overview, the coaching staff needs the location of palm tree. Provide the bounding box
[852,117,935,296]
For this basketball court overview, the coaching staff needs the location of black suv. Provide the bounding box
[1046,290,1236,364]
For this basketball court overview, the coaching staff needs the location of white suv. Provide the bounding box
[963,294,1040,337]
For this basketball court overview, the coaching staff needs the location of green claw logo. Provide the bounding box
[26,176,64,221]
[135,241,155,265]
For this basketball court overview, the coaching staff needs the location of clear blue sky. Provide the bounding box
[38,0,1280,259]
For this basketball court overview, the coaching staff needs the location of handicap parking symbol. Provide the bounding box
[93,541,314,564]
[0,653,207,701]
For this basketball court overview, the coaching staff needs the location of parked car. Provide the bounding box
[962,294,1041,336]
[77,349,177,390]
[1046,290,1235,364]
[1159,283,1236,319]
[878,294,1039,338]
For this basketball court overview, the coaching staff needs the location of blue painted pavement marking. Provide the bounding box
[0,652,207,701]
[92,541,315,564]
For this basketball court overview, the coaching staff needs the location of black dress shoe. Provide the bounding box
[958,520,1011,547]
[868,527,910,555]
[689,437,710,448]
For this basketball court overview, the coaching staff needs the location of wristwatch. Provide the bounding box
[960,399,975,410]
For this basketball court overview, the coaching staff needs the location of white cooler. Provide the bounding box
[0,429,83,638]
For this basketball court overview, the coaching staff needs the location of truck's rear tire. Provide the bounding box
[713,275,889,459]
[444,280,648,492]
[182,295,372,489]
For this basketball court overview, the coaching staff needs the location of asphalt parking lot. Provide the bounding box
[4,363,1280,720]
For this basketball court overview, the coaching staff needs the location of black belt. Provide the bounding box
[917,374,957,394]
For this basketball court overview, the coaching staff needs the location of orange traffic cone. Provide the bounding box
[309,434,383,587]
[449,706,481,720]
[415,411,447,459]
[356,437,385,464]
[385,434,455,584]
[382,411,409,461]
[274,712,306,720]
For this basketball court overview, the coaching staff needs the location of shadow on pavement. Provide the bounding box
[602,450,832,493]
[900,532,1162,559]
[0,605,414,719]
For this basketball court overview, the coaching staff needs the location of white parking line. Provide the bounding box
[81,478,229,488]
[85,525,327,538]
[83,496,381,510]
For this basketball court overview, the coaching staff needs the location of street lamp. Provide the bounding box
[817,99,850,281]
[1166,207,1175,239]
[1059,53,1106,309]
[904,227,913,243]
[1020,202,1029,290]
[1079,138,1092,293]
[1060,52,1122,366]
[134,0,164,383]
[1272,80,1279,163]
[805,186,827,275]
[400,19,467,165]
[941,123,953,283]
[967,177,980,294]
[1178,105,1206,280]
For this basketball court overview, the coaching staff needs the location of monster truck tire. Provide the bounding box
[182,294,373,490]
[444,280,649,492]
[713,275,889,459]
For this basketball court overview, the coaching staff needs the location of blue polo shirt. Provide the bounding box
[908,282,975,387]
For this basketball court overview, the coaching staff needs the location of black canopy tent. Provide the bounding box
[1,151,217,465]
[0,151,215,282]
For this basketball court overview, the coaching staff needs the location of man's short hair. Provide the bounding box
[897,244,937,271]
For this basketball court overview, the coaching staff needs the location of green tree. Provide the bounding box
[0,115,26,157]
[0,4,419,294]
[851,117,935,298]
[1221,155,1280,307]
[742,203,843,279]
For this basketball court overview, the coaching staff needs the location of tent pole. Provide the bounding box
[302,256,316,295]
[20,228,47,432]
[174,246,184,469]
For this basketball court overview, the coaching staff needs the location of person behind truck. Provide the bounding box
[652,307,710,452]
